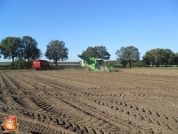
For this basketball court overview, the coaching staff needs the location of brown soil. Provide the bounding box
[0,68,177,134]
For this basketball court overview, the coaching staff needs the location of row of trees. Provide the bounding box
[80,46,139,68]
[80,46,178,68]
[143,48,178,67]
[0,36,41,69]
[0,36,69,69]
[0,36,178,69]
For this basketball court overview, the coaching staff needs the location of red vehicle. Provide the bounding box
[32,60,51,70]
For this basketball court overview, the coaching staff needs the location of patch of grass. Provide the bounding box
[143,66,178,69]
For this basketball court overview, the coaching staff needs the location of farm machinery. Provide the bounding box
[32,60,51,70]
[78,55,112,72]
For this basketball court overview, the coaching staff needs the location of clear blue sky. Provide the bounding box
[0,0,178,62]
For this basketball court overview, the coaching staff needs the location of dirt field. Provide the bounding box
[0,68,177,134]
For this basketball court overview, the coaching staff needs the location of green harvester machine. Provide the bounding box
[78,55,117,72]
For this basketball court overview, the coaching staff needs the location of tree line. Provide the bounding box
[80,46,178,68]
[142,48,178,67]
[0,36,178,69]
[0,36,68,69]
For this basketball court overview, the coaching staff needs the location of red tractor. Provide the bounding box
[32,60,51,70]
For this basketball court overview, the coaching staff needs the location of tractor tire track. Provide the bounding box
[0,69,177,134]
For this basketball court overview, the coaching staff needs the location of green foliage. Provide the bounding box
[143,48,175,67]
[81,46,111,60]
[0,63,11,69]
[0,37,23,69]
[103,61,122,68]
[115,46,140,68]
[58,62,80,65]
[22,36,42,68]
[107,62,115,67]
[120,60,128,68]
[173,53,178,66]
[104,61,115,67]
[162,49,174,66]
[13,58,27,68]
[45,40,69,67]
[133,60,144,67]
[142,51,154,66]
[0,36,177,70]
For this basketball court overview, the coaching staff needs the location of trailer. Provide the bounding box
[32,60,51,70]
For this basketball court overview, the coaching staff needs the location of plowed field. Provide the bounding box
[0,68,178,134]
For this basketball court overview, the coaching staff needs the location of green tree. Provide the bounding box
[148,49,158,66]
[120,59,128,68]
[0,37,23,69]
[154,48,165,67]
[143,48,175,67]
[142,56,151,66]
[173,53,178,66]
[45,40,68,67]
[115,46,140,68]
[142,51,154,66]
[162,49,175,66]
[143,49,160,67]
[14,58,27,69]
[81,46,111,60]
[22,36,41,68]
